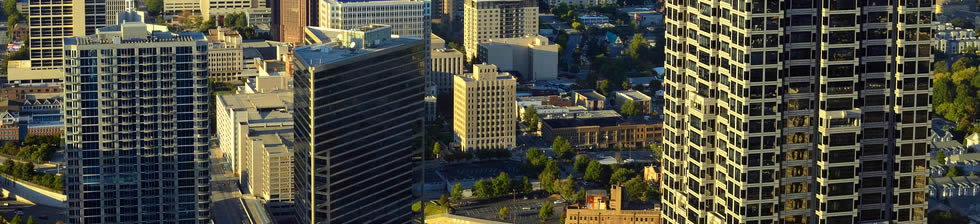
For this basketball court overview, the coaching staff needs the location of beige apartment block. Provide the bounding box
[463,0,538,61]
[243,126,295,204]
[431,47,465,94]
[478,35,558,80]
[453,64,516,151]
[215,91,293,176]
[318,0,430,38]
[661,0,933,222]
[208,28,245,82]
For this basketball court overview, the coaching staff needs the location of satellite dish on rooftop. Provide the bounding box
[348,41,356,49]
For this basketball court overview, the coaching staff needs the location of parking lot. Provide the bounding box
[0,199,65,223]
[454,196,566,224]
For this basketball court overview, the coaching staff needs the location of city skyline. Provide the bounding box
[0,0,965,222]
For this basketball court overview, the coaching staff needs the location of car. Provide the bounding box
[521,207,531,210]
[523,196,528,200]
[554,200,564,204]
[2,203,8,206]
[14,209,24,215]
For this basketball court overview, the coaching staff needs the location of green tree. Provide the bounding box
[450,183,463,201]
[552,136,573,161]
[539,202,554,221]
[432,142,441,159]
[25,216,35,224]
[952,57,976,72]
[439,194,449,206]
[951,17,975,29]
[572,22,585,31]
[584,160,603,182]
[557,174,576,200]
[475,179,494,199]
[539,161,558,193]
[620,100,637,116]
[627,33,649,60]
[938,150,947,165]
[523,106,539,132]
[650,144,663,161]
[493,172,512,197]
[145,0,164,16]
[935,78,955,106]
[623,176,649,201]
[522,176,533,194]
[948,166,960,177]
[9,215,22,224]
[499,207,509,220]
[936,61,949,74]
[599,80,611,96]
[573,156,591,174]
[3,0,17,16]
[609,168,635,185]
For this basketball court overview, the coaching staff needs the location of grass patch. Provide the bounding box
[412,201,448,217]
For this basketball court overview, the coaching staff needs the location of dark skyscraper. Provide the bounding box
[293,25,426,224]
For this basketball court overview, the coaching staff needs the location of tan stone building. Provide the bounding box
[463,0,538,61]
[431,48,465,94]
[478,35,559,80]
[208,28,245,82]
[540,110,659,149]
[565,185,661,224]
[453,64,517,151]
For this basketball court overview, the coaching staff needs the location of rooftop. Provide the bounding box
[293,26,421,68]
[950,153,980,164]
[249,126,295,155]
[573,90,606,100]
[541,110,624,129]
[614,90,652,101]
[218,92,293,111]
[932,176,980,186]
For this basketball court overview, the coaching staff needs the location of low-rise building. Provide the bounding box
[431,47,465,94]
[216,91,293,176]
[545,0,613,7]
[935,23,980,55]
[540,110,660,149]
[613,90,652,114]
[573,90,606,110]
[578,15,610,26]
[0,84,63,141]
[565,185,661,224]
[930,176,980,198]
[208,28,245,82]
[478,35,558,81]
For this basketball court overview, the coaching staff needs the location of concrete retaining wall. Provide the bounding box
[0,174,66,208]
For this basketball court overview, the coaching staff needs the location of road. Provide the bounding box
[454,195,566,224]
[0,198,65,223]
[0,154,61,175]
[210,157,247,224]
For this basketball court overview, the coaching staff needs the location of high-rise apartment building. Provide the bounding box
[462,0,537,61]
[661,0,932,223]
[293,25,425,224]
[62,13,211,224]
[318,0,431,38]
[452,63,516,151]
[28,0,81,69]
